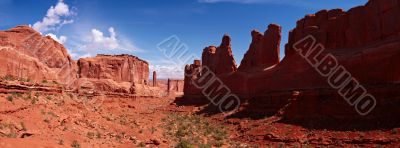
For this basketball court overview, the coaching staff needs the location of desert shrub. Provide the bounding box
[71,140,80,148]
[42,79,48,83]
[11,92,22,98]
[52,80,59,85]
[96,131,101,139]
[3,75,15,81]
[138,142,146,147]
[31,97,38,104]
[162,113,228,147]
[6,95,13,102]
[198,143,212,148]
[150,127,157,134]
[43,119,50,123]
[176,140,194,148]
[58,139,64,145]
[23,91,32,100]
[47,111,57,117]
[87,132,95,139]
[19,78,31,82]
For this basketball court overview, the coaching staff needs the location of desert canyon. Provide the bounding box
[0,0,399,147]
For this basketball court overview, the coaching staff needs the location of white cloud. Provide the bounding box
[46,33,67,44]
[78,27,138,51]
[78,53,92,59]
[69,51,92,59]
[150,64,184,79]
[32,0,74,33]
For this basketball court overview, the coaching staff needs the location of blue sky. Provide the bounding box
[0,0,367,79]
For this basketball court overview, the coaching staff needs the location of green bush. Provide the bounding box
[87,132,95,139]
[6,95,13,102]
[138,142,146,147]
[3,75,15,81]
[71,140,80,148]
[176,140,194,148]
[58,139,64,145]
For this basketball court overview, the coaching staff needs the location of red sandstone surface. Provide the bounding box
[0,26,78,84]
[239,24,281,72]
[0,0,399,147]
[181,0,400,146]
[202,35,237,75]
[184,0,400,120]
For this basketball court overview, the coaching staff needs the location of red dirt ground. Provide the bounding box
[0,80,399,147]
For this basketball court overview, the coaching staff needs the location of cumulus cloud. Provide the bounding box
[32,0,74,33]
[78,27,138,51]
[46,33,67,44]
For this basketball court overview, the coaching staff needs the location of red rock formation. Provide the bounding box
[184,60,202,95]
[0,25,78,85]
[153,71,157,87]
[239,24,281,71]
[0,26,153,95]
[77,54,149,93]
[167,79,184,92]
[78,54,149,84]
[202,35,237,75]
[285,0,400,56]
[183,0,400,120]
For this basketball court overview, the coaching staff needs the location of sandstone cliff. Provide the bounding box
[0,26,153,95]
[285,0,400,56]
[78,54,149,84]
[77,54,149,94]
[239,24,281,71]
[183,0,400,121]
[0,26,78,85]
[202,35,237,75]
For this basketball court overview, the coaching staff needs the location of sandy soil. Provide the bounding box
[0,88,399,147]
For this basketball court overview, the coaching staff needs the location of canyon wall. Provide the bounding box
[0,26,153,95]
[184,60,202,95]
[285,0,400,56]
[167,79,184,93]
[202,35,237,75]
[0,26,78,85]
[78,54,149,85]
[183,0,400,120]
[239,24,281,72]
[77,54,150,94]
